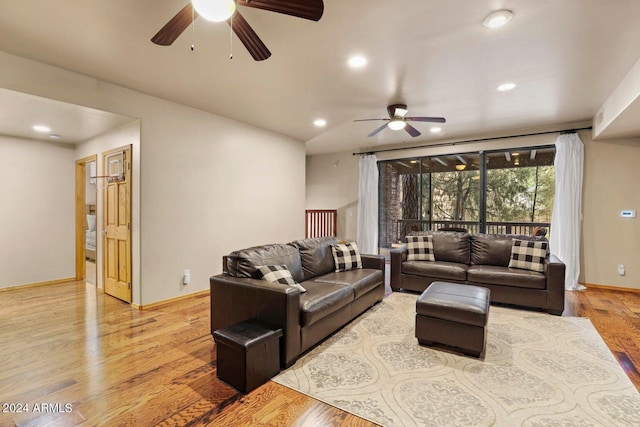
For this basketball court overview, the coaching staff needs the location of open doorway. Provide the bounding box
[75,155,98,285]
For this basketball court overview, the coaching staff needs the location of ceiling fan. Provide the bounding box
[151,0,324,61]
[354,104,446,137]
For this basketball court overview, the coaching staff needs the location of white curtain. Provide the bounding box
[357,154,379,254]
[549,132,585,291]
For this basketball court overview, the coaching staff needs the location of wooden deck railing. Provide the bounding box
[393,219,550,243]
[305,210,337,238]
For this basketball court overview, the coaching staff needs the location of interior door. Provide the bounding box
[103,146,132,303]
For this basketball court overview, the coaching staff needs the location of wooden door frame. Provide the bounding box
[75,155,98,281]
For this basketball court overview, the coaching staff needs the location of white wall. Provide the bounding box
[306,130,640,291]
[306,151,359,241]
[0,50,305,305]
[0,136,75,288]
[582,135,640,290]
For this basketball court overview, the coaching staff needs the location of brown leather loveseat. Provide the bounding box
[391,231,565,315]
[210,236,385,367]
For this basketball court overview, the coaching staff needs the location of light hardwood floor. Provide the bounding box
[0,280,638,426]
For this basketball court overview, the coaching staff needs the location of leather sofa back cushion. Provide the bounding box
[227,243,304,283]
[291,236,338,281]
[410,231,471,264]
[471,234,547,266]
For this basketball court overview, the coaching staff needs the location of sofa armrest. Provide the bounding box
[361,253,385,271]
[545,254,566,315]
[210,274,301,366]
[360,254,386,289]
[390,248,407,291]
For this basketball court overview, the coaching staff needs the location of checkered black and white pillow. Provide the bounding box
[331,242,362,272]
[257,265,306,293]
[406,235,435,261]
[508,239,548,272]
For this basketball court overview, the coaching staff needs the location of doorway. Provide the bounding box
[75,155,98,285]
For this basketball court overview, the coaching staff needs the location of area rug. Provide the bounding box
[272,292,640,426]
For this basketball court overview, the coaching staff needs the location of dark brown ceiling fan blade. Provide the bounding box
[353,118,388,122]
[229,11,271,61]
[151,3,196,46]
[368,123,389,137]
[238,0,324,21]
[406,116,447,123]
[405,123,422,137]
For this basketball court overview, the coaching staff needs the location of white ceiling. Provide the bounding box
[0,88,136,144]
[0,0,639,154]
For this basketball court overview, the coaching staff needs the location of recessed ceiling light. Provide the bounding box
[497,82,516,91]
[33,124,51,133]
[313,119,327,127]
[482,10,514,29]
[430,127,442,133]
[347,55,368,68]
[48,134,61,140]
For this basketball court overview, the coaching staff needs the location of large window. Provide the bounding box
[378,146,555,250]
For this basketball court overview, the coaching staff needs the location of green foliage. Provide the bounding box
[486,166,554,222]
[428,166,554,223]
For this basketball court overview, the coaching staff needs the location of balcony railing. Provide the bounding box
[391,219,550,244]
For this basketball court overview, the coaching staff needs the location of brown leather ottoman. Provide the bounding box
[213,319,283,393]
[415,282,490,358]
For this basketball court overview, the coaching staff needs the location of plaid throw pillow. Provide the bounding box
[406,235,435,261]
[257,265,306,293]
[508,239,548,272]
[331,242,363,272]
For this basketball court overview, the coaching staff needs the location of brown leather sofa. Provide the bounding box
[210,237,386,368]
[390,231,566,315]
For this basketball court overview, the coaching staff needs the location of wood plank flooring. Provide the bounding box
[1,281,639,426]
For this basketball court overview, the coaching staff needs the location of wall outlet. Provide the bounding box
[183,269,191,285]
[617,264,625,276]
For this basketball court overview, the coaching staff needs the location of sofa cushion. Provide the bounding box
[471,234,547,266]
[290,236,338,281]
[257,265,307,293]
[331,242,362,272]
[402,260,468,282]
[227,243,304,283]
[299,282,354,327]
[467,265,546,289]
[508,239,548,272]
[410,231,471,264]
[313,269,383,299]
[407,235,435,261]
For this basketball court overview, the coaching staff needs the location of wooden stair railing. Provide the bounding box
[305,209,337,238]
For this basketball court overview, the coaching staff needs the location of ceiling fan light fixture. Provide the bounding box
[388,119,406,131]
[482,10,514,29]
[192,0,236,22]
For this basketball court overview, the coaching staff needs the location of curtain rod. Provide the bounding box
[352,126,592,156]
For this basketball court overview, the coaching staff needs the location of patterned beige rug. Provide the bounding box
[273,292,640,426]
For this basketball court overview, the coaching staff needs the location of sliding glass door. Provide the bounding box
[378,146,555,254]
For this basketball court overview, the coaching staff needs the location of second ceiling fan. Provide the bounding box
[355,104,446,137]
[151,0,324,61]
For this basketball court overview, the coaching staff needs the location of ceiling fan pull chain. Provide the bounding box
[190,4,195,51]
[229,18,233,59]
